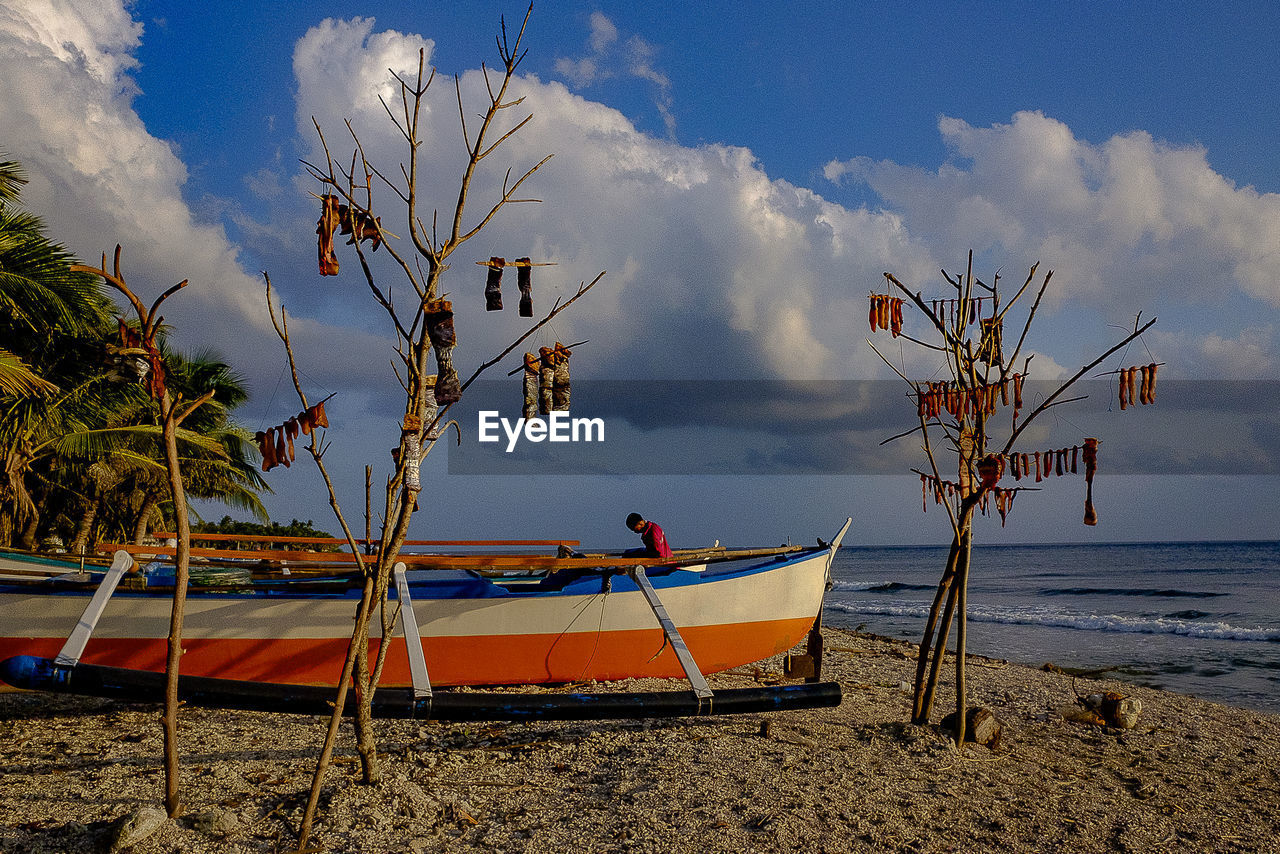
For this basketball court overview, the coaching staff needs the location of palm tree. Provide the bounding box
[57,340,269,550]
[0,153,117,546]
[117,345,269,544]
[1,154,268,549]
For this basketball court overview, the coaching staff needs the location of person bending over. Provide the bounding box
[625,512,672,559]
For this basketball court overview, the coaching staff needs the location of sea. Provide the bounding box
[822,541,1280,715]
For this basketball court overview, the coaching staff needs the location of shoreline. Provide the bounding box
[3,627,1279,853]
[834,622,1280,718]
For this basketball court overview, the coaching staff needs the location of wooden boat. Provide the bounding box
[0,521,849,719]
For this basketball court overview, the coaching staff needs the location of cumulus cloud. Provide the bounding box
[553,12,675,139]
[0,1,272,366]
[4,5,1276,532]
[825,111,1280,313]
[290,20,930,384]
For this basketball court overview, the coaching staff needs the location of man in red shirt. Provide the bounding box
[626,513,672,559]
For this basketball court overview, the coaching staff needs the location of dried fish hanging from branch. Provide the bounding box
[867,294,904,337]
[113,318,168,398]
[316,194,341,276]
[538,346,555,415]
[516,257,533,317]
[255,397,333,472]
[337,203,383,251]
[400,414,422,491]
[522,353,539,420]
[977,317,1003,365]
[422,375,438,437]
[1117,363,1160,409]
[1082,437,1099,526]
[425,299,461,405]
[550,342,572,411]
[484,257,504,311]
[915,375,1025,425]
[918,470,1025,528]
[475,257,554,317]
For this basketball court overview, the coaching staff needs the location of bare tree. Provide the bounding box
[269,7,604,849]
[72,246,217,817]
[870,252,1156,746]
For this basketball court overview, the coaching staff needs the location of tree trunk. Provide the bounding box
[914,508,974,727]
[352,635,380,785]
[351,486,417,784]
[953,522,974,745]
[297,572,379,850]
[920,577,959,723]
[912,538,961,722]
[18,510,39,551]
[133,491,160,544]
[70,496,99,555]
[159,396,190,818]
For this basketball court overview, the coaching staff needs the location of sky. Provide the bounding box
[1,1,1278,548]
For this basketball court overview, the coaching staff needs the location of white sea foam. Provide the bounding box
[825,601,1280,643]
[831,580,889,592]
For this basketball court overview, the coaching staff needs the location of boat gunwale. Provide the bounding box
[0,543,831,600]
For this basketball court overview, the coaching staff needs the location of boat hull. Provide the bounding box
[0,548,832,688]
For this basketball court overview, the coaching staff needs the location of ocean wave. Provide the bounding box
[1038,586,1228,599]
[831,580,936,593]
[825,601,1280,642]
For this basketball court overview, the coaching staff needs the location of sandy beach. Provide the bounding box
[2,627,1278,853]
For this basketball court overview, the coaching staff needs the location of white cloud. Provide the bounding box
[826,110,1280,312]
[0,1,404,425]
[1149,325,1275,378]
[4,6,1276,539]
[587,11,618,54]
[289,22,931,383]
[552,12,675,139]
[0,0,268,348]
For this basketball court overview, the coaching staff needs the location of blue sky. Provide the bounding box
[2,1,1278,547]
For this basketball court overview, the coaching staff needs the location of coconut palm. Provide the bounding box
[55,340,269,550]
[1,154,267,549]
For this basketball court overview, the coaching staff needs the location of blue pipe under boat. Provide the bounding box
[0,655,841,721]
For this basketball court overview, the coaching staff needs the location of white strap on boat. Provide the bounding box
[55,550,134,667]
[628,566,713,704]
[392,562,432,700]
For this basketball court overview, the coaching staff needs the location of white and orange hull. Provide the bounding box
[0,546,836,688]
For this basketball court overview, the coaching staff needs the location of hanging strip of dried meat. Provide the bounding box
[402,432,421,491]
[517,258,533,317]
[422,375,438,434]
[274,428,289,468]
[522,353,539,420]
[1082,437,1099,526]
[425,299,457,349]
[485,257,505,311]
[255,431,270,472]
[338,204,383,251]
[538,346,555,415]
[434,350,462,406]
[552,342,572,411]
[316,194,341,276]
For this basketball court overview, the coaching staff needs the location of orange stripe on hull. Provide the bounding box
[6,616,814,687]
